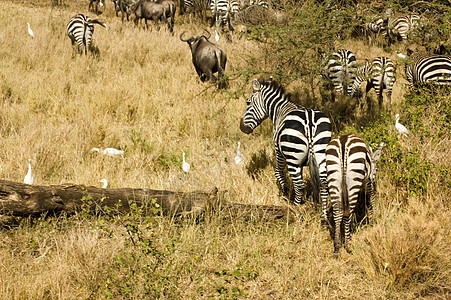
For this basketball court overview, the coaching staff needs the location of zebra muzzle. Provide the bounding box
[239,119,253,134]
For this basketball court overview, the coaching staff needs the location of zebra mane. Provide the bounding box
[258,78,293,103]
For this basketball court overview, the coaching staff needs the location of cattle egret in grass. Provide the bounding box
[396,51,406,59]
[91,147,124,156]
[182,152,190,173]
[215,30,219,42]
[395,114,410,137]
[234,142,243,165]
[27,23,34,38]
[100,178,108,188]
[372,142,384,161]
[24,159,33,185]
[103,148,124,156]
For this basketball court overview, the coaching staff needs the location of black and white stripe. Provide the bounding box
[67,14,107,55]
[240,78,332,220]
[351,57,396,106]
[382,14,420,44]
[404,52,451,88]
[210,0,239,33]
[320,49,357,96]
[326,133,376,256]
[355,18,384,43]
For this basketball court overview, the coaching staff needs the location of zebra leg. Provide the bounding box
[343,215,352,254]
[332,202,343,257]
[366,179,375,223]
[289,165,305,205]
[275,151,288,198]
[320,178,329,223]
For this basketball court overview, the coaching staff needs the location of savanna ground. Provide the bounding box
[0,0,450,298]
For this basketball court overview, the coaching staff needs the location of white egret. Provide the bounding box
[182,152,190,173]
[372,142,384,161]
[234,142,243,165]
[24,159,34,185]
[100,179,108,188]
[395,114,410,137]
[396,51,406,59]
[91,147,124,156]
[103,148,125,156]
[27,23,34,38]
[215,30,219,42]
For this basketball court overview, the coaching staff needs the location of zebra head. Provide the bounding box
[240,79,268,134]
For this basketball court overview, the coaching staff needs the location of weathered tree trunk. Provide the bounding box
[0,180,294,222]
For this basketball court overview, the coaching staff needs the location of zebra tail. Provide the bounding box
[308,145,320,204]
[89,19,108,29]
[341,172,349,217]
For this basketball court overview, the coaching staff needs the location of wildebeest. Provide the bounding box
[89,0,104,14]
[127,0,170,31]
[157,0,176,33]
[180,31,227,89]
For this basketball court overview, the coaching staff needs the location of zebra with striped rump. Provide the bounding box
[210,0,239,37]
[404,50,451,88]
[67,14,107,55]
[382,14,420,45]
[350,57,396,107]
[240,78,332,220]
[320,49,357,98]
[326,133,377,256]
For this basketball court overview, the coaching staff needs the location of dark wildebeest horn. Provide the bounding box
[180,31,189,42]
[203,30,211,39]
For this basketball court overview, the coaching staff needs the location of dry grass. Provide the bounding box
[0,1,449,299]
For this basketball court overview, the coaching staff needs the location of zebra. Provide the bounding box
[350,57,396,107]
[239,0,268,8]
[320,49,357,99]
[89,0,105,14]
[66,14,107,55]
[210,0,239,37]
[179,0,211,22]
[326,133,377,256]
[354,18,384,44]
[240,78,332,221]
[404,51,451,88]
[249,0,268,8]
[382,14,421,45]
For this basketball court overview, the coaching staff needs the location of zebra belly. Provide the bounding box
[278,128,308,166]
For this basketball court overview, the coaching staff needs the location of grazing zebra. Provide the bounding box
[239,0,268,8]
[89,0,104,14]
[354,18,384,44]
[382,14,420,44]
[320,49,357,98]
[404,51,451,88]
[250,0,268,8]
[210,0,239,36]
[350,57,396,106]
[66,14,107,55]
[326,133,376,256]
[240,78,332,220]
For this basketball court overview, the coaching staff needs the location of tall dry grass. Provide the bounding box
[0,1,449,299]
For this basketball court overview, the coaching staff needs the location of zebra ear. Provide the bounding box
[252,79,261,91]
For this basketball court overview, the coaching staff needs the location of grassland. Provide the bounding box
[0,0,449,299]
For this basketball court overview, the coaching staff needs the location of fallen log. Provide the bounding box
[0,180,295,222]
